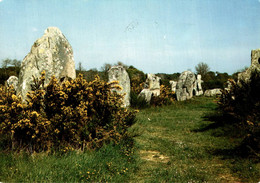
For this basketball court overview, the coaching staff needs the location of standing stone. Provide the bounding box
[195,74,203,96]
[6,76,18,91]
[146,74,160,90]
[108,65,130,107]
[169,80,177,93]
[138,89,153,103]
[145,73,161,96]
[17,27,76,100]
[238,49,260,82]
[176,71,196,101]
[138,73,161,103]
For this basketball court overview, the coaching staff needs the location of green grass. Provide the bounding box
[130,96,260,182]
[0,142,138,182]
[0,96,259,182]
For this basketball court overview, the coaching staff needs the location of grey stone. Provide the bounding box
[108,65,130,107]
[204,88,222,97]
[17,27,76,100]
[139,89,153,103]
[138,73,161,103]
[169,80,177,92]
[195,74,203,96]
[176,71,196,101]
[6,76,18,91]
[238,49,260,83]
[145,73,161,91]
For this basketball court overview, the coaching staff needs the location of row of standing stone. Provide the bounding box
[3,27,214,107]
[107,67,206,107]
[6,27,259,107]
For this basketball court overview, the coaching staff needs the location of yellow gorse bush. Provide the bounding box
[0,72,136,152]
[130,76,144,94]
[150,85,175,106]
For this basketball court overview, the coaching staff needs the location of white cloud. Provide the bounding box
[0,0,3,2]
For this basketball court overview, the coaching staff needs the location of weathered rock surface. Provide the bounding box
[176,71,196,101]
[108,65,130,107]
[145,73,161,91]
[204,88,222,97]
[138,89,153,103]
[238,49,260,82]
[17,27,76,100]
[169,80,177,92]
[195,74,203,96]
[138,73,161,103]
[6,76,18,90]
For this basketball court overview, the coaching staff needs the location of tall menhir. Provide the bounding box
[17,27,76,100]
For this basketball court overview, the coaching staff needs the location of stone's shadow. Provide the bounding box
[192,112,231,134]
[193,112,258,159]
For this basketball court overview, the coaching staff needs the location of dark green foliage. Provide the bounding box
[156,73,180,88]
[202,71,231,90]
[127,65,146,83]
[0,67,20,85]
[127,66,146,95]
[218,70,260,155]
[195,62,210,79]
[130,91,149,109]
[0,59,21,85]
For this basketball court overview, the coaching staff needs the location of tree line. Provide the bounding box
[0,59,244,91]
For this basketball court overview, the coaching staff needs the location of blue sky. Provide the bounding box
[0,0,260,74]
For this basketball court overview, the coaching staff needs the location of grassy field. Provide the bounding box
[0,142,138,182]
[131,97,260,182]
[0,97,259,182]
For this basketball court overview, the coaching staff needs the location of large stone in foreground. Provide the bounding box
[176,71,196,101]
[17,27,76,100]
[108,65,130,107]
[238,49,260,82]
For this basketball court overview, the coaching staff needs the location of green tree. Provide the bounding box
[195,62,210,79]
[77,62,85,72]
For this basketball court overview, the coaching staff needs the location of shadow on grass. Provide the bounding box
[192,111,238,136]
[193,111,259,159]
[193,110,260,181]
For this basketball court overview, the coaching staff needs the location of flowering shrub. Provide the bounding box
[130,77,144,95]
[126,65,146,95]
[218,71,260,154]
[150,85,175,106]
[0,71,136,152]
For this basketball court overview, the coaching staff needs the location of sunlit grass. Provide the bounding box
[0,142,138,182]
